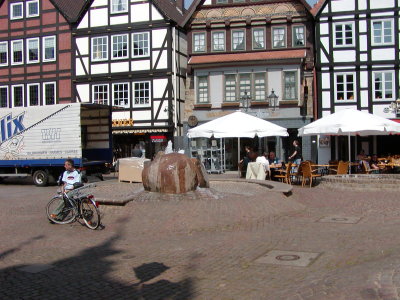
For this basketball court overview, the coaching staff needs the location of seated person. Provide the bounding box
[256,152,270,173]
[369,154,380,172]
[50,159,82,220]
[268,151,280,164]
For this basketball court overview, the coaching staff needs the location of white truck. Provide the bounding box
[0,103,112,186]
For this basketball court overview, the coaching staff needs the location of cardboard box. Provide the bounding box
[118,157,150,183]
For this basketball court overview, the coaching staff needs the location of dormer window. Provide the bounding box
[111,0,128,14]
[10,3,23,20]
[27,0,40,18]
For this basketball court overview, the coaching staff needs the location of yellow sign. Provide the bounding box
[112,119,134,127]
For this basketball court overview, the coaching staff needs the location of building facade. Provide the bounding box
[314,0,400,163]
[73,0,189,159]
[184,0,316,171]
[0,0,86,109]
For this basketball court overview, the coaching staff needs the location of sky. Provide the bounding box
[184,0,318,9]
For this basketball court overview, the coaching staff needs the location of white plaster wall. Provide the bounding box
[153,50,168,69]
[322,91,330,109]
[112,111,130,120]
[153,100,168,119]
[358,0,367,10]
[131,60,151,71]
[111,62,129,73]
[359,20,367,33]
[78,13,89,29]
[153,78,168,99]
[322,73,330,89]
[76,58,87,76]
[151,5,164,21]
[130,110,151,121]
[334,50,356,63]
[152,29,167,48]
[320,23,329,35]
[76,84,90,103]
[91,64,108,74]
[359,35,368,51]
[360,53,368,62]
[360,90,369,107]
[372,48,395,61]
[373,104,391,118]
[92,0,107,7]
[131,3,149,23]
[370,0,394,9]
[331,0,355,12]
[268,69,282,102]
[90,8,108,27]
[359,71,368,88]
[110,15,129,25]
[76,37,88,55]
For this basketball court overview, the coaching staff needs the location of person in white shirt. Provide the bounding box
[256,152,270,173]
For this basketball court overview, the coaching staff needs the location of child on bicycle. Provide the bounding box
[50,159,82,220]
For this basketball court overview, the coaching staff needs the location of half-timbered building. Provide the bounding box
[0,0,87,109]
[73,0,192,158]
[185,0,316,171]
[314,0,400,163]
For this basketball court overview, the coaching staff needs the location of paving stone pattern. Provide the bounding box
[1,177,400,299]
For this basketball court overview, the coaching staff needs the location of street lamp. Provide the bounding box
[267,89,279,111]
[241,91,251,112]
[383,99,400,115]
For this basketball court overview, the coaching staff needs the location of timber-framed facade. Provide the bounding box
[73,0,189,158]
[314,0,400,162]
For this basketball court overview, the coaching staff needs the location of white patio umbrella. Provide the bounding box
[298,109,400,173]
[187,111,288,173]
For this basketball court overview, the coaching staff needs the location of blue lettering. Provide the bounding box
[0,112,26,143]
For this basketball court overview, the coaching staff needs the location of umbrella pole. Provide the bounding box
[348,132,351,174]
[238,137,241,177]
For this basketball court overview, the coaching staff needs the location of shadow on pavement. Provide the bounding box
[0,233,195,299]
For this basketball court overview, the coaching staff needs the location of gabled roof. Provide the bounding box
[311,0,327,17]
[152,0,201,27]
[51,0,92,24]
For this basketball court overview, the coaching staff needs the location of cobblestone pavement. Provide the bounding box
[1,177,400,299]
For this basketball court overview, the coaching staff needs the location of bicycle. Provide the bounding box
[46,183,101,230]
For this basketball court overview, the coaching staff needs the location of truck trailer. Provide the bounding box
[0,103,112,186]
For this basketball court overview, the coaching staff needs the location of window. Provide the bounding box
[232,30,245,51]
[27,83,39,106]
[0,86,8,108]
[44,82,55,105]
[374,72,393,100]
[112,34,128,59]
[93,85,109,105]
[239,73,251,99]
[10,3,23,20]
[372,19,393,45]
[224,74,236,102]
[272,27,286,48]
[233,0,245,2]
[11,40,23,65]
[252,28,265,49]
[193,32,206,53]
[335,73,355,101]
[92,36,108,61]
[26,0,39,18]
[132,32,149,57]
[0,42,8,66]
[43,36,56,61]
[12,85,24,107]
[254,73,266,101]
[27,38,39,63]
[293,26,305,47]
[283,71,297,100]
[212,31,225,51]
[113,83,129,107]
[216,0,228,2]
[111,0,128,13]
[197,76,208,103]
[133,81,150,106]
[334,23,353,47]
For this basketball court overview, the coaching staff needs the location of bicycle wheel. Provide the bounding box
[80,197,100,230]
[46,196,76,224]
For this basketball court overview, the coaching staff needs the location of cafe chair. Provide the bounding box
[275,162,293,184]
[361,160,379,174]
[329,160,349,175]
[301,161,322,187]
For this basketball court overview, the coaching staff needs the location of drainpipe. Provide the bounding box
[313,66,318,120]
[172,26,178,136]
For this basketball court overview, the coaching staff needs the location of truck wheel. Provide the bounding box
[33,170,49,187]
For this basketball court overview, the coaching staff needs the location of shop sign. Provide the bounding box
[112,119,134,127]
[151,135,166,143]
